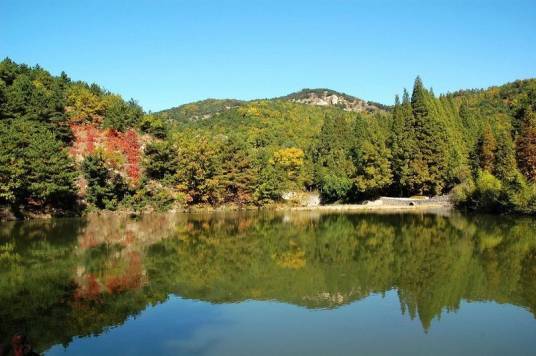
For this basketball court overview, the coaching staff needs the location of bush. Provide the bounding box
[474,170,503,212]
[452,179,476,207]
[124,180,176,212]
[317,170,353,203]
[453,170,536,215]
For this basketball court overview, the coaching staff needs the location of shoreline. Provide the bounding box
[281,203,453,213]
[1,202,454,222]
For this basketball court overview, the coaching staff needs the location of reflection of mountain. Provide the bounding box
[1,212,536,352]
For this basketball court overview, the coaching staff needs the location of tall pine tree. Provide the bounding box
[313,115,355,202]
[516,108,536,182]
[352,115,393,198]
[494,130,518,182]
[477,125,497,172]
[390,89,416,195]
[400,77,449,195]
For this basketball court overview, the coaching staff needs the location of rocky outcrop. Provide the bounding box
[281,89,389,113]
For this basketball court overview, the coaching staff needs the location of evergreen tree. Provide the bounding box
[143,141,178,181]
[218,137,258,204]
[313,115,355,202]
[400,77,449,195]
[477,125,497,172]
[411,77,428,119]
[494,130,517,182]
[254,164,285,204]
[0,58,25,87]
[103,97,143,131]
[3,74,34,119]
[82,154,129,210]
[0,119,77,208]
[390,95,404,187]
[352,116,393,198]
[390,90,416,195]
[0,79,6,117]
[516,108,536,182]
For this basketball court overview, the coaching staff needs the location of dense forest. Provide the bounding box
[1,58,535,217]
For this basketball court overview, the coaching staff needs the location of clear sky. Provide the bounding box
[1,0,535,112]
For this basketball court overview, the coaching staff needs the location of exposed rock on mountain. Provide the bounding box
[279,88,390,113]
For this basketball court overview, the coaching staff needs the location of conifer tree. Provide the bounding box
[0,119,77,208]
[390,89,416,195]
[352,116,393,198]
[516,108,536,182]
[314,115,354,202]
[400,77,449,195]
[477,125,497,172]
[82,154,129,210]
[494,131,518,182]
[390,95,404,189]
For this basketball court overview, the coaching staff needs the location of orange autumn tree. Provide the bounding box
[517,108,536,182]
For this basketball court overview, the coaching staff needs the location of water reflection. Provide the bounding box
[0,212,535,353]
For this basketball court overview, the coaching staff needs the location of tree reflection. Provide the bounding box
[0,212,535,352]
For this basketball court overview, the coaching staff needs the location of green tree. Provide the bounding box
[477,125,497,172]
[0,119,77,209]
[103,96,143,131]
[0,58,25,86]
[254,164,284,204]
[143,141,178,182]
[82,154,129,210]
[352,116,392,198]
[390,89,415,195]
[174,134,222,204]
[139,114,167,139]
[494,130,517,182]
[218,137,258,203]
[400,77,449,195]
[314,115,355,202]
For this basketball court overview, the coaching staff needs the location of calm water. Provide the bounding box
[1,211,535,355]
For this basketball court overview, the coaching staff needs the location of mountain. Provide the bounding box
[155,89,388,122]
[278,88,390,113]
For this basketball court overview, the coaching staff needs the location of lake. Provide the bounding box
[1,211,535,355]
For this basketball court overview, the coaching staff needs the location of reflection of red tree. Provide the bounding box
[238,218,253,231]
[124,230,135,245]
[74,274,101,301]
[72,215,180,304]
[106,251,145,293]
[79,231,99,249]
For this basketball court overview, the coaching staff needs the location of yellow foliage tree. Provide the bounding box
[271,147,304,181]
[66,85,106,124]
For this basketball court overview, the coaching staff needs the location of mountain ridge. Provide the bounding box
[155,88,389,122]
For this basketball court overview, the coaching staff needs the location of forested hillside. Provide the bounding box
[0,58,166,218]
[1,58,535,218]
[156,98,245,123]
[154,88,387,124]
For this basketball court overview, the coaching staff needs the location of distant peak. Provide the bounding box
[279,89,390,113]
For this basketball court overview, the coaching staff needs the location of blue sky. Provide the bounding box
[2,0,535,112]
